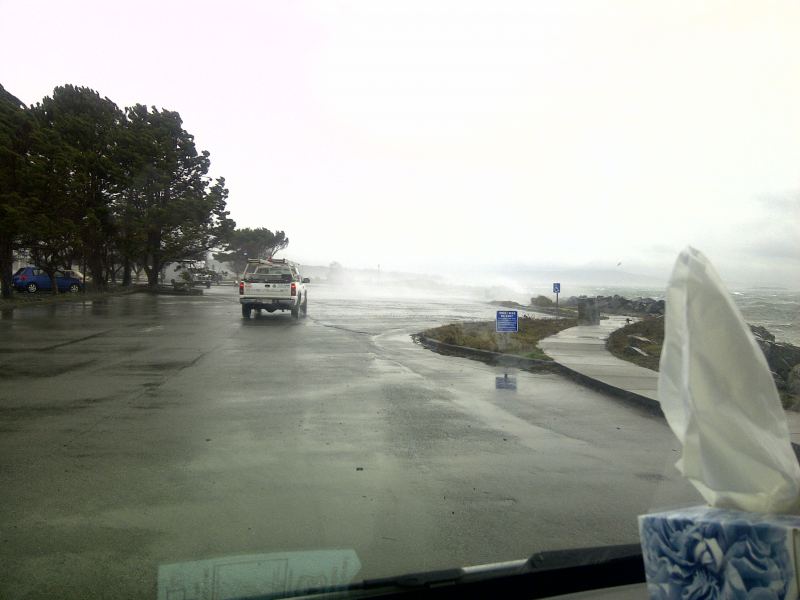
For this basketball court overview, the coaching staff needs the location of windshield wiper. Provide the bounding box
[239,543,644,600]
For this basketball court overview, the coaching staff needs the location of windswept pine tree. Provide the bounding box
[0,83,242,292]
[0,85,32,298]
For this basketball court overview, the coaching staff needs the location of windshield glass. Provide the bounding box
[1,2,799,599]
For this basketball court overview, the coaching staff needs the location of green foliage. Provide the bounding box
[18,86,128,290]
[606,318,664,371]
[530,295,554,307]
[30,85,125,286]
[0,84,33,298]
[607,317,800,410]
[0,83,293,291]
[214,227,289,275]
[116,104,231,285]
[116,104,235,285]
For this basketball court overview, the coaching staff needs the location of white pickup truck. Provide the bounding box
[238,258,309,319]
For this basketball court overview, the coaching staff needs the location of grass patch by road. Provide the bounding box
[606,318,664,371]
[423,317,578,360]
[0,285,146,310]
[491,300,578,317]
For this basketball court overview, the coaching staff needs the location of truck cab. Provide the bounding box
[238,258,308,319]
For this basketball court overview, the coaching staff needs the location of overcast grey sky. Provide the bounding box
[2,1,798,286]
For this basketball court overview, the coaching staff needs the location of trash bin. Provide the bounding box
[577,298,600,325]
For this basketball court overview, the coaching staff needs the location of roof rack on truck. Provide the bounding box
[246,257,289,265]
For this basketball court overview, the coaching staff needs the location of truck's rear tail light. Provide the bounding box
[239,281,244,295]
[291,283,297,297]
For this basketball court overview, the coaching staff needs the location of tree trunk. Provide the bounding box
[88,256,105,290]
[146,231,162,287]
[122,260,132,286]
[0,239,13,300]
[48,272,59,295]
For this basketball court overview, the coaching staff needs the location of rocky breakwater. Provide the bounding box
[750,325,800,401]
[562,294,665,316]
[607,316,800,408]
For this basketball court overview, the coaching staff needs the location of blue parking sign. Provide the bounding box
[553,283,561,294]
[496,310,518,333]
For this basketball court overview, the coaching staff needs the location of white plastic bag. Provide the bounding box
[658,247,800,513]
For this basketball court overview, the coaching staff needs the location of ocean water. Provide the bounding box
[579,286,800,347]
[316,279,800,347]
[731,291,800,347]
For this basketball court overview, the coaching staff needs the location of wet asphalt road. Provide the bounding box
[0,285,699,599]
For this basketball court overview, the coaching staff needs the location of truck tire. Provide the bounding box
[241,305,252,319]
[302,294,308,318]
[291,298,300,319]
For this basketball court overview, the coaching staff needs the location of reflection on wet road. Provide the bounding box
[0,285,699,599]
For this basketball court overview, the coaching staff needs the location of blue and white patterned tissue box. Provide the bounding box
[639,506,800,600]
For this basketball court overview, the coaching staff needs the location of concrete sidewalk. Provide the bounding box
[539,315,800,444]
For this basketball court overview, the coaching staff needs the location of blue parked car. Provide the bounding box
[12,267,83,293]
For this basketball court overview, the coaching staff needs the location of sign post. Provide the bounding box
[496,310,518,354]
[495,310,518,383]
[553,283,561,316]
